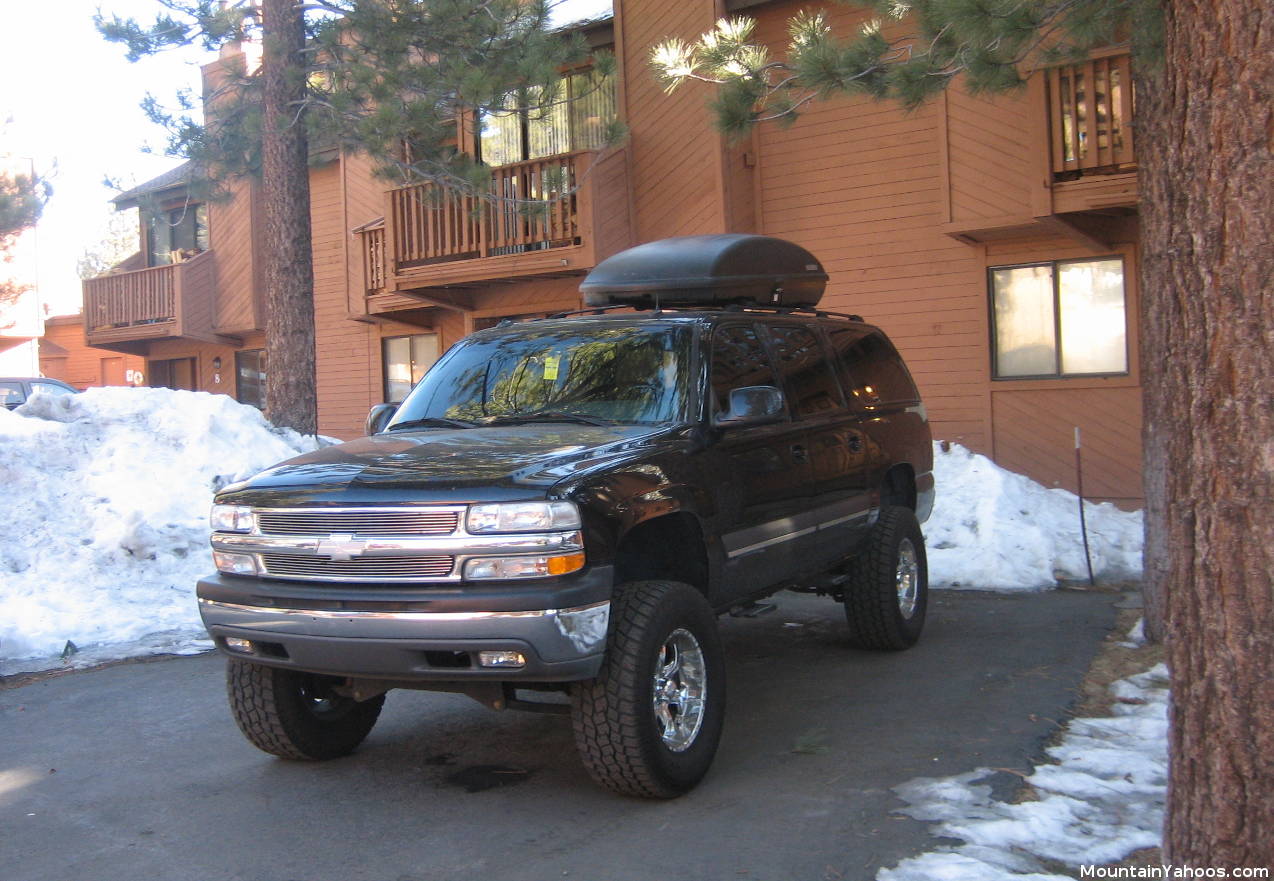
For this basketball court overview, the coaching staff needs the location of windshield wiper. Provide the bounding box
[386,416,476,431]
[482,411,616,427]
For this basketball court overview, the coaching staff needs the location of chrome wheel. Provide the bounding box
[896,538,919,618]
[651,628,707,752]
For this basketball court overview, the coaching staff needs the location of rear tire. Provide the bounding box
[226,659,384,760]
[842,505,928,650]
[571,580,726,798]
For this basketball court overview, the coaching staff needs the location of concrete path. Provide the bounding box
[1,589,1116,881]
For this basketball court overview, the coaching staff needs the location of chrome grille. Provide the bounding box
[256,509,460,537]
[261,554,455,581]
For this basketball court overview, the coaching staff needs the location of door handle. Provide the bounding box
[790,443,809,464]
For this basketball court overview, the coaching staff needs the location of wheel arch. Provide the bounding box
[613,510,711,597]
[881,463,918,511]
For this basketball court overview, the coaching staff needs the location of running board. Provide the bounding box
[729,601,779,618]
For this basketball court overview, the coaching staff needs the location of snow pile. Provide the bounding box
[0,388,324,671]
[926,443,1143,590]
[879,663,1169,880]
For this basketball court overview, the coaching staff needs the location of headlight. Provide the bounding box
[466,501,581,534]
[210,504,253,533]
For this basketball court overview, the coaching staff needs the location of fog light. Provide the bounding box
[224,637,253,653]
[478,651,526,668]
[213,551,259,576]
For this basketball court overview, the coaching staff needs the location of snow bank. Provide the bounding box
[879,663,1169,880]
[0,388,324,671]
[926,443,1143,590]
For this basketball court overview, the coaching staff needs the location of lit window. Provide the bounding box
[990,257,1127,379]
[383,334,440,403]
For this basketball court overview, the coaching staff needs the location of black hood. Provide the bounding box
[218,424,675,506]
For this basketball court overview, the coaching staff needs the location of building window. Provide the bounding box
[235,350,267,409]
[990,257,1127,379]
[383,334,440,403]
[147,203,208,266]
[478,68,617,168]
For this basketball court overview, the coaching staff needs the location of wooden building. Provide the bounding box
[83,2,1143,508]
[38,314,145,389]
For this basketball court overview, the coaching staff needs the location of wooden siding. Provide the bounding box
[944,83,1035,225]
[343,152,386,317]
[748,0,992,452]
[990,386,1144,508]
[38,316,145,389]
[311,160,382,437]
[618,0,725,240]
[209,177,261,335]
[177,248,219,342]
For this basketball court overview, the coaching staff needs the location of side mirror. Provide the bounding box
[714,385,786,428]
[365,403,399,435]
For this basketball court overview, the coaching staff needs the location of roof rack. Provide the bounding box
[539,302,865,323]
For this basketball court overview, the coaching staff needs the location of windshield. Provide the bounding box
[389,322,694,427]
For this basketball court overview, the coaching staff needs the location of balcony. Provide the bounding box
[1043,50,1138,213]
[83,250,220,351]
[940,49,1138,247]
[359,149,632,307]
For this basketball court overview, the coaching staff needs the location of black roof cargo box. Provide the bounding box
[580,234,828,309]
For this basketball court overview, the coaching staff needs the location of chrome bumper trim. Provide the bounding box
[198,597,608,622]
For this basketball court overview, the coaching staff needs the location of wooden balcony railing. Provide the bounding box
[84,263,176,330]
[387,151,590,271]
[82,250,218,346]
[1047,51,1136,176]
[360,221,386,294]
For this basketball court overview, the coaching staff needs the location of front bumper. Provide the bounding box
[196,566,614,682]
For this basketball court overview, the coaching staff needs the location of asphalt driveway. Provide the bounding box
[1,589,1116,881]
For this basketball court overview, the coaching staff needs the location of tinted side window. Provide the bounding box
[710,324,778,416]
[766,323,845,417]
[827,328,918,406]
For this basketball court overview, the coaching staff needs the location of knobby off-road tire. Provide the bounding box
[571,580,726,798]
[843,505,928,650]
[226,659,384,760]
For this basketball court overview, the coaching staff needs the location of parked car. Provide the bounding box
[0,377,78,410]
[198,234,935,798]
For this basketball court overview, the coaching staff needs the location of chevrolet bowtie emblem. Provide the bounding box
[316,533,364,562]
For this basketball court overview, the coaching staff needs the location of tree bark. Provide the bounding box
[1137,0,1273,867]
[261,0,317,435]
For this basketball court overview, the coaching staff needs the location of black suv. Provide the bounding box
[198,234,934,798]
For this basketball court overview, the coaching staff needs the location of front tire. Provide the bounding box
[842,505,928,650]
[226,659,384,760]
[571,580,726,798]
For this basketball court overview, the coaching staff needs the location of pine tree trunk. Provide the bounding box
[261,0,317,435]
[1137,0,1274,866]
